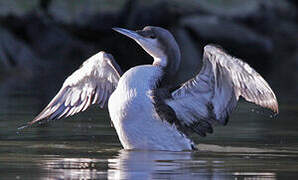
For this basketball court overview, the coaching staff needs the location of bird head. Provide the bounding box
[113,26,180,71]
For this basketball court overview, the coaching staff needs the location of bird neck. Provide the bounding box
[153,49,181,88]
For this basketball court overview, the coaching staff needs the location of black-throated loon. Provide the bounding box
[22,26,278,151]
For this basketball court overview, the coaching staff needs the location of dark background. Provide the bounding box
[0,0,297,105]
[0,2,297,179]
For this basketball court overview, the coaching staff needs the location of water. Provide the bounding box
[1,91,298,179]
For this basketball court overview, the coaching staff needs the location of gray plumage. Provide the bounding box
[28,51,122,125]
[165,45,278,136]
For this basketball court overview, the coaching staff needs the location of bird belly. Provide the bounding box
[108,91,193,151]
[108,66,193,151]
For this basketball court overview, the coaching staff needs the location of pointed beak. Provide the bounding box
[112,27,142,41]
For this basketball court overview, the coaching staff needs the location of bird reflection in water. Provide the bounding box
[42,157,106,179]
[108,150,193,179]
[39,150,276,180]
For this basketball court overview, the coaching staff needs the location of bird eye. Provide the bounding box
[149,35,156,39]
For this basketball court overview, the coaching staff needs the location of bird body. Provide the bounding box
[23,26,279,151]
[108,65,194,150]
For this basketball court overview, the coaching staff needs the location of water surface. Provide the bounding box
[1,92,298,179]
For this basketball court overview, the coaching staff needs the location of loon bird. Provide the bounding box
[24,26,278,151]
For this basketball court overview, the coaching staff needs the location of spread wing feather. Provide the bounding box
[28,51,122,126]
[166,45,278,136]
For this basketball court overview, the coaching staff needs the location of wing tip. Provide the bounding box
[17,123,30,131]
[259,100,279,115]
[271,102,279,115]
[17,116,44,131]
[27,116,44,127]
[264,95,279,114]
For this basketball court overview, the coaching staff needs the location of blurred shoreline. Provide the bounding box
[0,0,297,102]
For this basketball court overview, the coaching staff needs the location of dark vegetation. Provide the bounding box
[0,0,297,102]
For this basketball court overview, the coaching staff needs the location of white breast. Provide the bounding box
[109,65,160,119]
[108,65,193,151]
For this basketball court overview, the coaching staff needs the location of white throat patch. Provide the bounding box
[153,56,167,67]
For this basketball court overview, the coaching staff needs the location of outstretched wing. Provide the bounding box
[166,45,278,137]
[28,51,122,126]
